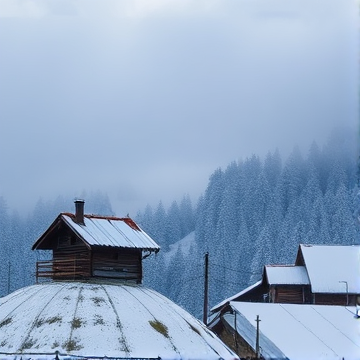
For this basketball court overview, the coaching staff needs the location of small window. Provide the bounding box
[70,236,76,245]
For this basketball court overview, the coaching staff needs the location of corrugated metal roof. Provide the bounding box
[62,214,160,251]
[300,244,360,293]
[265,265,310,285]
[0,282,238,360]
[222,311,287,360]
[228,302,360,360]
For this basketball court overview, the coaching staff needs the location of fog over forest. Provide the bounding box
[0,0,358,217]
[1,125,358,318]
[0,0,358,321]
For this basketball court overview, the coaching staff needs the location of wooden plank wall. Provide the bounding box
[314,293,350,306]
[92,250,142,283]
[36,230,144,283]
[36,236,92,281]
[274,286,305,304]
[36,258,91,280]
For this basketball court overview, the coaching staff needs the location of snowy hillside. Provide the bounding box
[163,231,195,267]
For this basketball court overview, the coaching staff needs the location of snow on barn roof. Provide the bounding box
[63,214,160,250]
[264,265,310,285]
[0,282,238,360]
[299,244,360,293]
[210,281,262,313]
[227,302,360,360]
[32,214,160,252]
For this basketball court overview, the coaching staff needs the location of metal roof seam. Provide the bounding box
[310,306,360,348]
[98,284,130,355]
[19,283,68,352]
[133,286,214,354]
[278,304,339,357]
[108,221,138,248]
[59,214,160,251]
[62,215,97,248]
[90,219,119,247]
[227,305,287,359]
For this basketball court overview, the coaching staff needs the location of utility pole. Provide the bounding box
[234,310,238,352]
[339,281,349,305]
[255,315,261,359]
[7,261,11,295]
[203,252,209,325]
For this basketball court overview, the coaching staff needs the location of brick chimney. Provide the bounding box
[74,199,85,225]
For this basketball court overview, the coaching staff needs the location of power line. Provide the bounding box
[211,262,262,275]
[211,277,250,287]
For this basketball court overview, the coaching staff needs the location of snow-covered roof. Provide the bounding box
[0,282,238,360]
[33,214,160,252]
[63,214,160,250]
[264,265,310,285]
[227,302,360,360]
[299,244,360,293]
[222,311,286,360]
[210,281,262,313]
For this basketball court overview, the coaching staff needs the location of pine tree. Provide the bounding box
[179,194,195,238]
[331,183,357,244]
[0,196,10,296]
[166,201,182,245]
[152,201,168,249]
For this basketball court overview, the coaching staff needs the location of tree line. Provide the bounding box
[137,127,359,317]
[0,127,358,320]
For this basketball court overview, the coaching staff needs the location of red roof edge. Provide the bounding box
[60,212,141,231]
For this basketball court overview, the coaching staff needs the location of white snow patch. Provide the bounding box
[163,231,196,267]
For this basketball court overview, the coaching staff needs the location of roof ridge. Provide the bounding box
[61,212,127,220]
[265,264,298,268]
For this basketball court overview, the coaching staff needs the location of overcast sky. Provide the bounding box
[0,0,358,216]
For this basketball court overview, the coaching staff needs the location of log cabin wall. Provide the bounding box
[52,232,91,279]
[275,286,303,304]
[272,285,311,304]
[314,293,354,306]
[92,248,142,283]
[36,228,92,281]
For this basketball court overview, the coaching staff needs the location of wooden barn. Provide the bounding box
[208,244,360,359]
[294,244,360,306]
[32,200,160,283]
[262,264,312,304]
[211,244,360,313]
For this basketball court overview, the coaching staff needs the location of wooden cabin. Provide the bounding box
[293,244,360,306]
[208,244,360,359]
[211,244,360,312]
[32,200,160,283]
[264,265,312,304]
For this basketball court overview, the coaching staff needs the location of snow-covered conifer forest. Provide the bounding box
[0,128,359,319]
